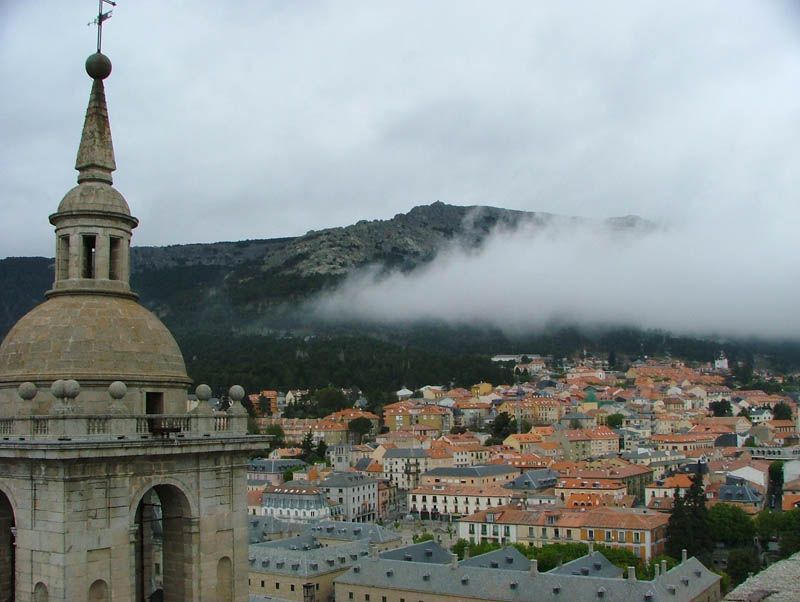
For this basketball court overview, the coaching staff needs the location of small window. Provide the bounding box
[349,593,354,600]
[109,237,122,280]
[57,235,70,279]
[275,582,280,590]
[81,234,96,278]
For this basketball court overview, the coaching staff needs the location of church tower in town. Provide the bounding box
[0,34,265,602]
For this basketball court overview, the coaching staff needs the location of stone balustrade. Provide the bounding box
[0,409,247,441]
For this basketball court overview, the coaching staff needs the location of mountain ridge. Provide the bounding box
[1,202,652,338]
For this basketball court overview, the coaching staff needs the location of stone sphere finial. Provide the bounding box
[196,384,212,402]
[63,379,80,400]
[18,382,38,401]
[85,52,112,80]
[108,381,127,400]
[228,385,245,403]
[51,379,66,399]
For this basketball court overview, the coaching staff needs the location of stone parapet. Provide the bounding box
[0,410,249,441]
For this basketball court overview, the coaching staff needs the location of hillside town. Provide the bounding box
[236,354,800,601]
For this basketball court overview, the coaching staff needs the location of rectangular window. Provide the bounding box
[57,235,70,279]
[275,582,280,590]
[618,530,625,542]
[349,594,354,600]
[109,236,122,280]
[634,532,641,543]
[588,529,595,540]
[81,234,96,278]
[566,529,572,540]
[606,530,612,542]
[291,584,295,592]
[145,392,164,415]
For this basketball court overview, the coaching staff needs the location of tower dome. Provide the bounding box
[0,53,191,416]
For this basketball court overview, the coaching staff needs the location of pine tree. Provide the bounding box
[666,490,692,558]
[684,472,712,557]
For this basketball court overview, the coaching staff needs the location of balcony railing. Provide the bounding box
[0,410,247,441]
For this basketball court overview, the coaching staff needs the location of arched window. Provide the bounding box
[88,579,108,601]
[134,484,195,602]
[33,582,49,602]
[216,557,233,602]
[0,490,15,602]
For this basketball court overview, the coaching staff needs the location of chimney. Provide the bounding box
[451,553,458,569]
[654,564,660,578]
[627,566,636,581]
[463,548,470,560]
[370,544,378,560]
[588,541,594,554]
[661,560,667,575]
[530,559,539,576]
[681,549,688,563]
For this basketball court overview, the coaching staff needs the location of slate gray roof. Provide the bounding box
[380,541,453,564]
[308,520,401,544]
[249,535,371,578]
[384,448,429,458]
[336,546,720,602]
[504,469,559,491]
[321,472,376,487]
[248,458,308,473]
[353,457,372,471]
[549,551,623,579]
[460,546,530,571]
[424,465,518,478]
[718,478,763,504]
[723,551,800,602]
[247,516,300,544]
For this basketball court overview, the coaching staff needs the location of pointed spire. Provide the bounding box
[76,53,116,185]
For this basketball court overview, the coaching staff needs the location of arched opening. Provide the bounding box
[215,557,232,602]
[0,490,15,602]
[88,579,108,601]
[33,582,48,602]
[134,484,194,602]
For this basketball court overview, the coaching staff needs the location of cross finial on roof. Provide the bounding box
[89,0,117,53]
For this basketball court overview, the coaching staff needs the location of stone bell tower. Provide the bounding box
[0,45,266,602]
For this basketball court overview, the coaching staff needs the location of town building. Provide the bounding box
[420,465,519,487]
[334,541,721,602]
[409,484,516,519]
[260,481,342,523]
[320,473,378,523]
[458,505,670,562]
[248,458,308,490]
[248,521,401,602]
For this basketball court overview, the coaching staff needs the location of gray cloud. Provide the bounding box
[311,207,800,338]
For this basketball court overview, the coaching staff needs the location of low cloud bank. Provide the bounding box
[310,210,799,339]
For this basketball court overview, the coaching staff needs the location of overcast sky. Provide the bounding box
[2,1,799,260]
[2,3,800,339]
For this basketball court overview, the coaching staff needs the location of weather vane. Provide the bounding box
[88,0,117,53]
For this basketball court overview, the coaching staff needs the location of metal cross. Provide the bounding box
[88,0,117,53]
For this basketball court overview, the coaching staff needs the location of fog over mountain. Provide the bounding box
[312,205,800,339]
